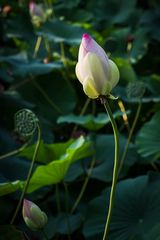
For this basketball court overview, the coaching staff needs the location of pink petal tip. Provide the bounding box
[82,33,91,39]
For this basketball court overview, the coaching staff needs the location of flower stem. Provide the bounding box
[118,102,142,175]
[102,98,120,240]
[0,142,29,160]
[10,125,41,224]
[33,35,42,58]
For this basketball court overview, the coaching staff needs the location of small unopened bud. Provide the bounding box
[22,199,48,231]
[29,2,44,17]
[29,2,46,26]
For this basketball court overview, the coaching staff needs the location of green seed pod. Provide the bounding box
[14,109,39,139]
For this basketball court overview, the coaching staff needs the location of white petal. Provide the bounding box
[82,53,107,94]
[78,43,87,63]
[81,34,109,75]
[83,76,99,99]
[75,62,83,84]
[108,60,120,88]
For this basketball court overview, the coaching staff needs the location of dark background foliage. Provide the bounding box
[0,0,160,239]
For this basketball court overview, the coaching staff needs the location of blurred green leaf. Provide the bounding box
[15,71,77,123]
[105,28,130,58]
[27,136,92,192]
[6,8,34,41]
[91,134,137,182]
[0,53,62,77]
[86,0,137,26]
[0,181,22,197]
[114,58,137,84]
[140,7,160,40]
[57,111,126,131]
[136,111,160,158]
[83,173,160,239]
[42,19,84,44]
[46,212,82,238]
[14,61,62,77]
[145,74,160,96]
[19,139,73,164]
[129,29,149,63]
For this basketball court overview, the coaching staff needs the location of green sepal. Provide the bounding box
[107,93,118,100]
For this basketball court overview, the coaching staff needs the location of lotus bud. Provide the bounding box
[22,199,48,231]
[75,34,119,99]
[29,2,46,26]
[29,2,44,17]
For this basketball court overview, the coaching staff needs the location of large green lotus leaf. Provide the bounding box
[0,137,91,195]
[57,111,126,131]
[145,74,160,96]
[27,136,92,192]
[0,180,22,197]
[1,53,77,124]
[42,19,84,44]
[15,71,77,123]
[105,28,130,58]
[67,9,93,22]
[0,156,32,196]
[83,173,160,239]
[106,27,148,63]
[91,134,137,182]
[114,76,160,104]
[14,61,62,77]
[0,225,24,240]
[45,212,82,238]
[54,213,82,235]
[54,0,93,23]
[5,8,34,41]
[86,0,137,28]
[64,161,84,182]
[0,53,62,77]
[129,29,149,63]
[140,7,160,40]
[114,58,137,84]
[54,0,80,10]
[136,111,160,158]
[18,139,73,164]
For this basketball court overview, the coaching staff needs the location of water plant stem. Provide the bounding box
[10,125,41,224]
[71,155,96,214]
[118,102,142,175]
[102,98,120,240]
[0,142,29,160]
[33,35,42,58]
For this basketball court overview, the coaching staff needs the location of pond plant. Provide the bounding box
[0,1,160,240]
